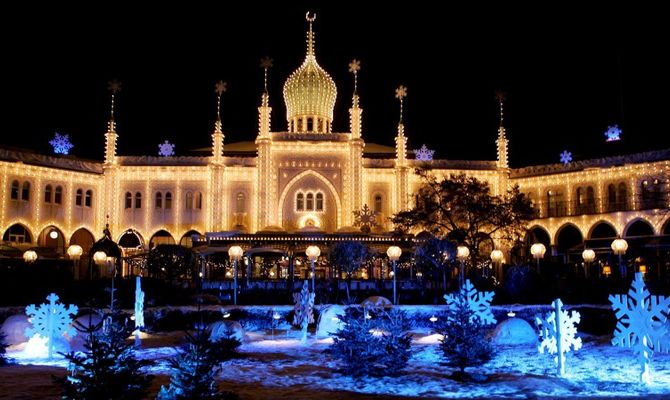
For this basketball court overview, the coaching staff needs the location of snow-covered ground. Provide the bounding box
[4,329,670,399]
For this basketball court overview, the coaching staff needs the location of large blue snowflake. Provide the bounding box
[414,144,435,161]
[560,150,572,164]
[605,125,622,142]
[158,140,175,157]
[49,132,74,155]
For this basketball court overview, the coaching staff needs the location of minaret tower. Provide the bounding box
[257,57,274,229]
[209,80,227,231]
[104,80,121,166]
[348,59,364,222]
[103,80,121,236]
[349,59,362,138]
[211,80,227,165]
[394,85,410,213]
[395,85,408,166]
[495,90,509,169]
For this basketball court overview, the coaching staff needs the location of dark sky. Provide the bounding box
[2,3,669,167]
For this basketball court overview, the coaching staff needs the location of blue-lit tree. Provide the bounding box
[56,313,153,400]
[329,241,369,302]
[0,331,9,365]
[157,327,239,400]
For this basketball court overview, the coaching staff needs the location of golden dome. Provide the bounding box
[283,13,337,132]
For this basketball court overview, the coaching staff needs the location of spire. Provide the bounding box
[104,80,121,165]
[495,90,509,169]
[349,59,362,138]
[306,11,316,58]
[395,85,408,166]
[258,57,273,137]
[212,80,227,164]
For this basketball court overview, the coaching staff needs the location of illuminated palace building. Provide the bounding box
[1,15,669,279]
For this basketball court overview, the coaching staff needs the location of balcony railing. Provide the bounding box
[536,195,668,218]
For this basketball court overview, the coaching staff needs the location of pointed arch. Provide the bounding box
[2,223,33,244]
[663,218,670,235]
[588,220,618,239]
[149,229,175,249]
[118,228,145,250]
[179,230,202,248]
[525,225,551,247]
[278,170,342,227]
[37,225,66,255]
[69,227,95,251]
[555,223,584,254]
[624,218,655,237]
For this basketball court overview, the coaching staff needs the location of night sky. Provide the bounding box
[2,3,669,167]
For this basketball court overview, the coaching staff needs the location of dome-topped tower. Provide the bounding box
[283,12,337,134]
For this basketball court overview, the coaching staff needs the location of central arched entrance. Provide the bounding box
[278,170,341,232]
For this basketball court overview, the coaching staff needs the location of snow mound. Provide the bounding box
[491,318,537,345]
[209,320,245,343]
[316,304,345,338]
[1,314,30,345]
[361,296,392,309]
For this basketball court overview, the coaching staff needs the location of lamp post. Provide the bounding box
[67,244,83,279]
[23,250,38,264]
[387,246,402,305]
[581,249,595,278]
[530,243,546,274]
[490,249,504,279]
[456,245,470,288]
[611,237,628,279]
[93,250,118,310]
[305,245,320,293]
[228,245,243,305]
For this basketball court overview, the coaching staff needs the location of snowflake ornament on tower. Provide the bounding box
[353,204,378,234]
[158,140,175,157]
[292,280,315,343]
[444,279,496,325]
[25,293,78,359]
[605,124,622,142]
[560,150,572,164]
[49,132,74,155]
[535,298,582,376]
[609,272,670,384]
[414,144,435,161]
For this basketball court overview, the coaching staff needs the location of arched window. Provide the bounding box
[165,192,172,209]
[196,192,202,209]
[135,192,142,209]
[155,192,163,209]
[576,187,583,205]
[54,186,63,204]
[236,192,245,213]
[307,117,313,132]
[617,182,627,208]
[125,192,132,209]
[586,186,595,205]
[10,180,19,200]
[306,193,314,210]
[608,184,616,204]
[44,184,53,203]
[296,193,304,211]
[185,192,193,209]
[316,193,324,211]
[85,190,92,207]
[75,189,83,206]
[374,194,383,213]
[21,182,30,201]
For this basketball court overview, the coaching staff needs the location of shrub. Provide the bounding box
[438,292,494,379]
[328,308,411,377]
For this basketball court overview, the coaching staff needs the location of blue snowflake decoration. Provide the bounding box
[560,150,572,164]
[49,132,74,155]
[414,144,435,161]
[605,125,622,142]
[158,140,175,157]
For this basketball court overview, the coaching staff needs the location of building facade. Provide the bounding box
[1,16,669,276]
